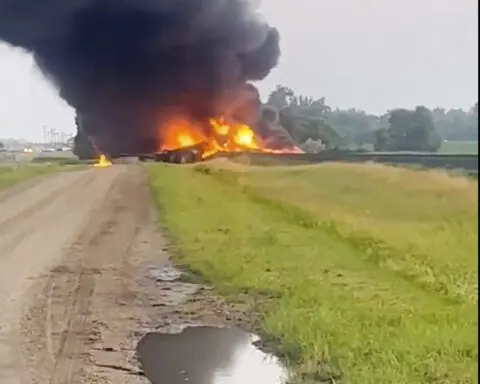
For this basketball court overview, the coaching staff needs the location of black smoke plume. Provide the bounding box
[0,0,280,154]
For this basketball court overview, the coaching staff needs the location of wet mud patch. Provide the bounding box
[137,263,289,382]
[137,326,290,384]
[145,263,202,307]
[146,263,182,282]
[142,263,259,334]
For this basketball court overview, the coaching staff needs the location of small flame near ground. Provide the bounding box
[159,117,303,158]
[93,154,113,168]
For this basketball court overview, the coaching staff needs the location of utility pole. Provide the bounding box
[50,128,56,149]
[41,128,73,151]
[48,128,53,149]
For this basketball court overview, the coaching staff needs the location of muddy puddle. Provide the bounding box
[137,326,290,384]
[139,264,288,382]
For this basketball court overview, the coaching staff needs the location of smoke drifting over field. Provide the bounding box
[0,0,282,153]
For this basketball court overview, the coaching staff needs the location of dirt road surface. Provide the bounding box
[0,165,167,384]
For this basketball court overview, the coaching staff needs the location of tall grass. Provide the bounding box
[148,161,478,383]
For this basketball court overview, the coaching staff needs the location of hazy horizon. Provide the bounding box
[0,0,477,141]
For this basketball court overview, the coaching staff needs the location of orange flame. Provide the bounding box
[160,118,205,151]
[158,116,302,159]
[93,153,112,168]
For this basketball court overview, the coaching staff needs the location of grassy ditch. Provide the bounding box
[147,160,478,383]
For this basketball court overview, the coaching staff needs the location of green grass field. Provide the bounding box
[440,141,478,154]
[360,140,478,154]
[148,160,478,383]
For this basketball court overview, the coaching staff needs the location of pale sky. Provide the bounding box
[0,0,477,141]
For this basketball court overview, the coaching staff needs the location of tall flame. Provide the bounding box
[160,118,205,151]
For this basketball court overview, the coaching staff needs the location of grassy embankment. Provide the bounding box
[148,160,478,383]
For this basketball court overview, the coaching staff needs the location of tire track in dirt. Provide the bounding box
[1,163,251,384]
[0,170,93,231]
[0,171,96,258]
[21,165,160,384]
[0,173,49,204]
[0,166,127,384]
[48,218,118,384]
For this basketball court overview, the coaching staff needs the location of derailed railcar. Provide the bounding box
[138,142,208,164]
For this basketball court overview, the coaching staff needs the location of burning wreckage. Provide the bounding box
[74,84,303,163]
[0,0,301,163]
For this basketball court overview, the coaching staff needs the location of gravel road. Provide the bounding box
[0,165,166,383]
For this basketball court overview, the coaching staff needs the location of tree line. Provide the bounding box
[265,85,478,152]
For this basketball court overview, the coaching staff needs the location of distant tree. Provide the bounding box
[431,103,478,141]
[0,141,4,150]
[311,118,343,148]
[266,84,476,151]
[266,85,294,110]
[467,101,478,140]
[374,106,442,152]
[324,108,382,146]
[373,128,390,151]
[277,106,341,148]
[470,101,478,115]
[267,85,343,148]
[293,95,331,116]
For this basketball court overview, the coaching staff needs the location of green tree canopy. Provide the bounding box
[374,106,442,152]
[267,86,342,149]
[431,103,478,141]
[265,84,476,152]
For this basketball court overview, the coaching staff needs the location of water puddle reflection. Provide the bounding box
[137,326,289,384]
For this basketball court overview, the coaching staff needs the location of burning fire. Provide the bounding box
[159,116,302,159]
[93,153,112,168]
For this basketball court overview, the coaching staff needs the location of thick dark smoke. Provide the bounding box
[0,0,280,154]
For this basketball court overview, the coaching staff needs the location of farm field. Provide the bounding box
[359,140,478,154]
[362,141,478,155]
[440,141,478,154]
[148,160,478,383]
